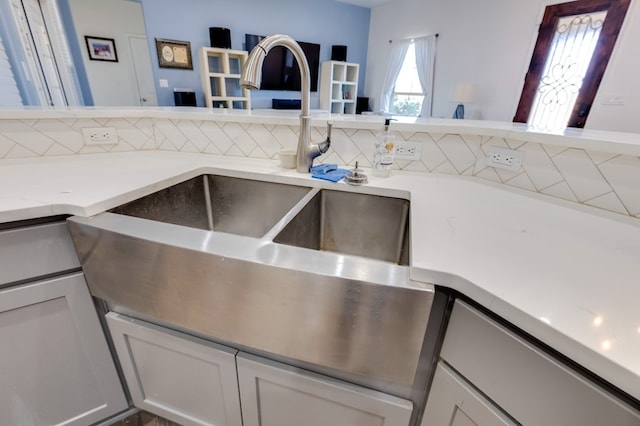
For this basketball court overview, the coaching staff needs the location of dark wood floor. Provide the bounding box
[109,411,181,426]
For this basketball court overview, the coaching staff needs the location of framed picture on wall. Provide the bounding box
[155,38,193,70]
[85,36,118,62]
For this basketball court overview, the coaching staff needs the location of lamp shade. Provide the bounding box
[451,83,476,103]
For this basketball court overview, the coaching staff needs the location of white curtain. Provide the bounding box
[414,34,437,117]
[379,39,410,113]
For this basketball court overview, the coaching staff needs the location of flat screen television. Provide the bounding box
[245,34,320,92]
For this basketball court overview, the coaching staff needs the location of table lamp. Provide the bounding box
[451,83,476,119]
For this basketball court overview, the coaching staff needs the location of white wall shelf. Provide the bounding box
[320,61,359,115]
[200,47,251,110]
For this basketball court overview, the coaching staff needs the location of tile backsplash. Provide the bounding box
[1,117,639,220]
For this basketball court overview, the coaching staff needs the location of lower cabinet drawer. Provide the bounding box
[436,300,640,425]
[0,222,80,287]
[106,312,243,426]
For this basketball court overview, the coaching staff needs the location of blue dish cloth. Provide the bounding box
[310,164,338,174]
[311,167,350,182]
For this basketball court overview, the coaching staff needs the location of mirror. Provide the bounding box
[3,0,639,134]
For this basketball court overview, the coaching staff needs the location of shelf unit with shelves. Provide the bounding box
[319,61,359,114]
[200,47,251,110]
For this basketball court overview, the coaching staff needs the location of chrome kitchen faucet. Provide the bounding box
[240,34,331,173]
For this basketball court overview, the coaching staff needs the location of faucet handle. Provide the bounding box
[326,121,332,140]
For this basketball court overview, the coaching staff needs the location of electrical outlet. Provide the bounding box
[395,141,423,160]
[82,127,118,145]
[485,146,524,171]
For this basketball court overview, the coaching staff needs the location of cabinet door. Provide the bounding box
[237,352,413,426]
[441,301,640,425]
[107,312,242,426]
[421,363,516,426]
[0,273,127,426]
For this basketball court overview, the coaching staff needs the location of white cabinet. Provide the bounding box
[422,300,640,425]
[106,312,413,426]
[319,60,359,114]
[421,363,515,426]
[237,352,413,426]
[0,273,127,425]
[0,221,127,426]
[107,312,243,426]
[199,47,251,110]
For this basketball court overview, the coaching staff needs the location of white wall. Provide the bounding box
[588,0,640,132]
[68,0,147,106]
[366,0,640,133]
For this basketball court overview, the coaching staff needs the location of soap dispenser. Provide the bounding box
[373,118,397,177]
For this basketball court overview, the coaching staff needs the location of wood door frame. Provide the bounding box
[513,0,631,128]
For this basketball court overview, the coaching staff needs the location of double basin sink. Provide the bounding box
[109,174,411,265]
[68,174,432,387]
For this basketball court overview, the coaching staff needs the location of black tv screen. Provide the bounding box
[245,34,320,92]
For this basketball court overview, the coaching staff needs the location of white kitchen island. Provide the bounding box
[1,108,639,424]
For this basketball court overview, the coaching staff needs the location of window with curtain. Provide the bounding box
[379,34,436,118]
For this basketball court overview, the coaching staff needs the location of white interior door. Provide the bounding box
[128,35,157,106]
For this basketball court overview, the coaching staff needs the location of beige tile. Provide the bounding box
[505,138,526,150]
[520,142,563,191]
[5,144,38,159]
[401,159,428,172]
[2,120,54,155]
[598,154,640,215]
[419,139,448,172]
[176,120,211,152]
[432,160,459,175]
[0,134,15,158]
[586,150,619,165]
[247,145,270,159]
[328,129,362,165]
[540,181,578,202]
[542,143,567,157]
[224,145,245,157]
[200,121,233,153]
[202,142,223,155]
[45,143,75,156]
[247,124,281,158]
[584,192,629,215]
[348,129,375,161]
[505,172,536,192]
[222,122,255,155]
[269,125,298,151]
[475,166,502,184]
[154,119,187,150]
[551,148,612,202]
[437,134,477,173]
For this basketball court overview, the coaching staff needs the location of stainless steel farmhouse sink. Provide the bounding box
[67,173,434,394]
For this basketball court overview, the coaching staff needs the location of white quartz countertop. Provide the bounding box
[1,151,639,401]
